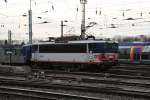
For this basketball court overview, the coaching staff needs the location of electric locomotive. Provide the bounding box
[22,40,118,71]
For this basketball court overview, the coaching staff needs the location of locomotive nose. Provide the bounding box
[95,54,106,60]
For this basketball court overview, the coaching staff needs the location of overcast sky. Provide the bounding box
[0,0,150,41]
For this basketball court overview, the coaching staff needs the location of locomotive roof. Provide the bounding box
[68,40,117,43]
[22,40,117,47]
[38,40,117,45]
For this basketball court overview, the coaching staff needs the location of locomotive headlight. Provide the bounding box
[89,55,94,61]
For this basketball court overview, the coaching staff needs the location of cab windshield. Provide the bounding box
[88,43,118,53]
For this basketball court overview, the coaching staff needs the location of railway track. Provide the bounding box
[113,64,150,71]
[0,85,103,100]
[0,72,148,99]
[0,77,148,100]
[106,69,150,77]
[106,64,150,77]
[32,68,150,80]
[0,64,149,99]
[114,65,150,71]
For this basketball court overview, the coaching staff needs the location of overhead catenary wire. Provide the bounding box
[1,0,150,39]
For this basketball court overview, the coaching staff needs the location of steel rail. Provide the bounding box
[0,85,103,100]
[32,69,150,80]
[0,79,150,99]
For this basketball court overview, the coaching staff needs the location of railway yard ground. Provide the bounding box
[0,64,149,100]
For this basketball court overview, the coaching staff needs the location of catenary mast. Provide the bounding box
[29,0,32,44]
[80,0,87,40]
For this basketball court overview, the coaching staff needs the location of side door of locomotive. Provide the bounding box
[32,45,39,62]
[87,43,95,62]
